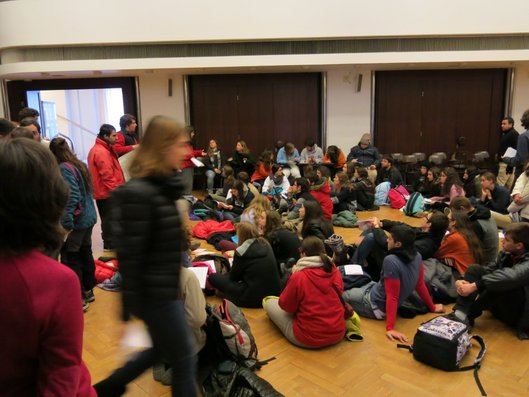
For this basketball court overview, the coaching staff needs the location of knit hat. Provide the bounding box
[324,234,345,254]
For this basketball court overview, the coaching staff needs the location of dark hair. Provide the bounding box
[502,116,514,125]
[98,124,116,139]
[334,171,350,192]
[381,156,393,165]
[389,225,416,248]
[356,166,368,179]
[0,139,69,257]
[450,195,472,211]
[301,200,328,238]
[344,163,356,179]
[9,127,34,140]
[326,145,340,165]
[300,236,333,273]
[294,177,310,193]
[521,109,529,129]
[18,107,39,121]
[49,137,93,192]
[223,164,235,185]
[505,223,529,251]
[441,167,463,196]
[231,180,246,201]
[259,149,274,172]
[271,164,282,175]
[236,221,261,246]
[305,139,315,147]
[19,117,41,135]
[305,170,318,184]
[264,210,283,238]
[0,118,15,137]
[428,211,449,236]
[236,171,249,184]
[480,171,496,184]
[450,211,483,264]
[119,114,136,130]
[302,164,314,177]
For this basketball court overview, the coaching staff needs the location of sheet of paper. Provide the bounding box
[343,264,364,276]
[188,266,209,289]
[503,147,517,158]
[191,157,205,167]
[354,218,374,226]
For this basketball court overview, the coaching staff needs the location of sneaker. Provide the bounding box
[82,299,89,312]
[83,289,95,303]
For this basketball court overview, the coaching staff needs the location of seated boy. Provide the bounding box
[454,222,529,339]
[342,225,444,343]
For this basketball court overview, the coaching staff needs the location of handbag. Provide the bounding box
[332,284,354,319]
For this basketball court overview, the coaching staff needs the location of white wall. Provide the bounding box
[138,73,186,126]
[326,69,372,152]
[2,1,529,49]
[512,65,529,131]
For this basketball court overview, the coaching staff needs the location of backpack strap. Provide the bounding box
[62,162,80,182]
[405,193,420,215]
[457,335,487,396]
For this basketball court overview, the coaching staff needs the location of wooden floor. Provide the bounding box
[85,204,529,397]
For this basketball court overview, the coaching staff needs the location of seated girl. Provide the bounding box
[350,167,376,211]
[208,222,281,308]
[429,167,465,208]
[331,171,356,213]
[342,225,444,343]
[263,210,301,272]
[264,236,345,348]
[300,200,334,241]
[217,179,254,221]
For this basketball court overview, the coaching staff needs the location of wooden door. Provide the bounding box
[189,73,321,158]
[375,69,506,158]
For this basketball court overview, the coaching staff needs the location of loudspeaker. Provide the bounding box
[356,74,363,93]
[168,78,173,97]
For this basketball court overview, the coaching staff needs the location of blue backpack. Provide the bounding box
[374,182,391,205]
[403,192,425,216]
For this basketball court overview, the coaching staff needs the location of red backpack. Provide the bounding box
[388,185,410,209]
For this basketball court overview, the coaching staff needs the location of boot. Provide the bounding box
[93,378,127,397]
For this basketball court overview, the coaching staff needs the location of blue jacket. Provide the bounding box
[276,147,300,165]
[346,144,381,167]
[59,162,97,231]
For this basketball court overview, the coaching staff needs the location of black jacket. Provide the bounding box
[111,174,187,320]
[376,166,403,188]
[229,238,281,308]
[467,205,499,264]
[351,179,375,210]
[266,228,301,268]
[301,219,334,241]
[204,150,227,171]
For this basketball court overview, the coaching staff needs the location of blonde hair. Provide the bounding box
[129,116,185,179]
[236,222,260,245]
[242,194,271,218]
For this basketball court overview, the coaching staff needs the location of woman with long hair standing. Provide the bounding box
[0,138,96,396]
[94,116,196,396]
[49,137,98,311]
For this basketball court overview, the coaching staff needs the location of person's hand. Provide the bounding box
[201,150,207,156]
[369,165,377,170]
[458,282,477,297]
[482,188,492,200]
[132,144,139,149]
[386,330,409,343]
[513,194,524,205]
[227,157,233,162]
[351,159,358,164]
[455,279,469,289]
[371,217,381,228]
[214,168,221,174]
[433,304,445,313]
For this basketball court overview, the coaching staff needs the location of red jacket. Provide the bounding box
[0,250,96,397]
[279,261,345,347]
[181,144,204,169]
[114,131,138,157]
[87,138,125,200]
[310,181,333,220]
[192,220,236,239]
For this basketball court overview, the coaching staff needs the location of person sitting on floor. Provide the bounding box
[342,225,444,343]
[262,164,290,211]
[453,222,529,340]
[263,210,301,273]
[350,167,376,211]
[430,167,465,208]
[300,200,334,241]
[286,177,317,220]
[217,179,255,222]
[322,145,346,177]
[331,171,356,213]
[306,170,333,220]
[276,142,301,179]
[479,171,510,215]
[375,156,403,188]
[264,236,345,348]
[413,161,432,195]
[250,149,274,190]
[208,222,281,308]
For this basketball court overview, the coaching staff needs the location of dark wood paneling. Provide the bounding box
[189,73,321,157]
[375,69,506,158]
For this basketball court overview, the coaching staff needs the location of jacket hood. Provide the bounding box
[387,246,417,263]
[236,238,271,259]
[469,205,491,221]
[145,172,184,201]
[297,257,336,293]
[311,179,331,194]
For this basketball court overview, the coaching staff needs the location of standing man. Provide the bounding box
[497,117,518,189]
[504,110,529,179]
[88,124,125,251]
[114,114,139,157]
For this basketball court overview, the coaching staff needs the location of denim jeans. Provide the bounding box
[105,300,197,396]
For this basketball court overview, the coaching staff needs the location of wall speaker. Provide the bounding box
[168,78,173,97]
[356,74,363,92]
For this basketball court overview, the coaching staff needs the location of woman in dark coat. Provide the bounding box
[300,200,334,241]
[95,116,196,397]
[209,222,281,307]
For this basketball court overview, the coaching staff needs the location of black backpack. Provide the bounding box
[398,315,487,396]
[194,253,231,274]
